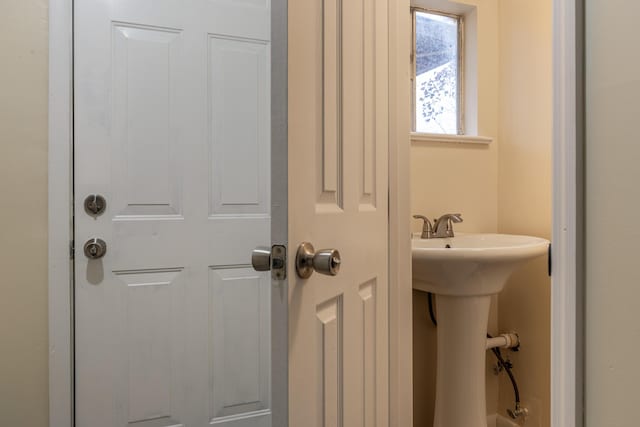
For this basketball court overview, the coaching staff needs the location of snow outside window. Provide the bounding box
[412,9,463,135]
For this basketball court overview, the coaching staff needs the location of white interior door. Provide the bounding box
[288,0,390,425]
[74,1,272,426]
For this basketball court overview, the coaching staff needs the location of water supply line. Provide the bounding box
[488,341,524,420]
[486,333,520,350]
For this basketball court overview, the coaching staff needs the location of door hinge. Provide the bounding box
[70,240,75,260]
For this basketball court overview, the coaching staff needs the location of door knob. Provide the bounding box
[251,245,287,280]
[295,242,341,279]
[252,247,272,271]
[83,238,107,259]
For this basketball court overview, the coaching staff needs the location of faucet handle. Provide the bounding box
[413,215,433,239]
[448,213,463,223]
[446,214,463,233]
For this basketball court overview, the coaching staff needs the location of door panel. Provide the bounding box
[111,23,183,218]
[74,1,271,426]
[210,268,271,421]
[119,268,185,426]
[209,36,270,216]
[289,0,390,425]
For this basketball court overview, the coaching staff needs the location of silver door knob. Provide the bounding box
[295,242,341,279]
[84,238,107,259]
[252,247,272,271]
[251,245,287,280]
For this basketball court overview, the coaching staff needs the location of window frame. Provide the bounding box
[411,6,465,135]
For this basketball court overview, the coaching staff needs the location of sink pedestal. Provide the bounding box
[433,294,492,427]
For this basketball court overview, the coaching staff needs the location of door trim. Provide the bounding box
[551,1,583,426]
[388,0,413,425]
[48,0,73,425]
[47,1,290,426]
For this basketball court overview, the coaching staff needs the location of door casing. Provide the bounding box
[551,1,583,427]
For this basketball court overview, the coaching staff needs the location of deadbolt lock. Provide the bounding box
[84,194,107,216]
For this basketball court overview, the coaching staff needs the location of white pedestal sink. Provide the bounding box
[412,233,549,427]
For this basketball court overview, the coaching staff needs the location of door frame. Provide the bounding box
[551,1,583,426]
[48,0,415,426]
[48,0,73,424]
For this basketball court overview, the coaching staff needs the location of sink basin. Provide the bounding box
[412,233,549,296]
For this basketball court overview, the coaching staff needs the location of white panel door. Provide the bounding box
[74,1,271,426]
[288,0,390,425]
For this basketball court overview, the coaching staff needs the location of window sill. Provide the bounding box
[410,132,493,145]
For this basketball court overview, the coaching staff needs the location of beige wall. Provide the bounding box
[410,1,500,424]
[411,0,500,237]
[411,0,552,425]
[497,1,552,426]
[585,1,640,425]
[0,0,50,425]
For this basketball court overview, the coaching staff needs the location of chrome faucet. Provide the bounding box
[433,213,463,238]
[413,213,463,239]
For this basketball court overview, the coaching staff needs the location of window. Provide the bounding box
[412,8,464,135]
